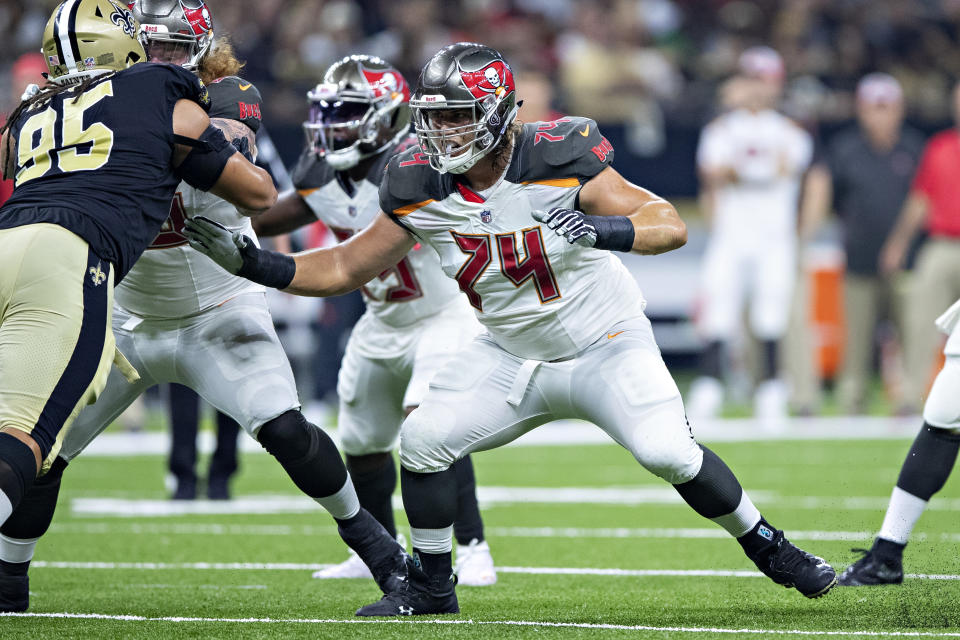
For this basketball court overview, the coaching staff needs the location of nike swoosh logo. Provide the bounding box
[579,125,590,137]
[238,82,252,91]
[607,331,624,339]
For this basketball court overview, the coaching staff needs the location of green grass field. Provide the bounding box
[3,431,960,639]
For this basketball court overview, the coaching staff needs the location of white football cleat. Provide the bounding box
[454,538,497,587]
[311,550,373,580]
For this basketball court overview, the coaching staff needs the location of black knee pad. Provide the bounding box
[0,433,38,510]
[1,456,67,540]
[257,411,346,498]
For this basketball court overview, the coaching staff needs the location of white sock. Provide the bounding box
[0,534,38,564]
[878,486,928,545]
[314,475,360,520]
[410,526,454,554]
[711,491,762,538]
[0,490,12,527]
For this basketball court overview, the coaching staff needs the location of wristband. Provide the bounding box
[237,243,297,290]
[588,215,635,252]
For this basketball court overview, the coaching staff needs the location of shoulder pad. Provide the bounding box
[148,63,210,112]
[379,146,453,216]
[206,76,262,133]
[291,149,336,194]
[363,134,419,188]
[513,117,613,185]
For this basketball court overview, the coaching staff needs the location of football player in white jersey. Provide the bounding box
[185,42,837,616]
[252,55,496,587]
[0,1,406,613]
[838,297,960,586]
[688,46,813,421]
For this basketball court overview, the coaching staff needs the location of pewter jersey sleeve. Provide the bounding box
[380,118,647,362]
[697,108,812,238]
[290,144,461,328]
[114,183,266,318]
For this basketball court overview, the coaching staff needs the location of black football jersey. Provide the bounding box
[0,63,210,281]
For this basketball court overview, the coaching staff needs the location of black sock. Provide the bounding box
[873,537,906,563]
[737,517,779,557]
[413,548,453,578]
[895,423,960,501]
[0,433,38,515]
[347,453,397,539]
[0,559,29,576]
[452,456,484,544]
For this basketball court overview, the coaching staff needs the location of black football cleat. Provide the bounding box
[0,574,29,612]
[337,509,408,595]
[356,561,459,617]
[838,548,904,586]
[748,529,837,598]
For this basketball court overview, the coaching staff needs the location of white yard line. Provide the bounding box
[47,521,960,543]
[82,416,922,457]
[26,560,960,581]
[1,611,959,637]
[68,488,960,517]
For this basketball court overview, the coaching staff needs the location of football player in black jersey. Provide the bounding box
[0,0,408,613]
[0,0,275,546]
[186,43,839,615]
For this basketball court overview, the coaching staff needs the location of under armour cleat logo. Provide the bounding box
[89,263,107,286]
[398,605,414,615]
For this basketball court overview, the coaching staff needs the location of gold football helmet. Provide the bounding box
[42,0,145,84]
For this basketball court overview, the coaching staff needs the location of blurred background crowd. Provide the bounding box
[4,0,960,496]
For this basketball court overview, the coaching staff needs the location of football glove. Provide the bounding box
[532,207,598,248]
[183,215,246,274]
[532,208,635,252]
[184,216,297,289]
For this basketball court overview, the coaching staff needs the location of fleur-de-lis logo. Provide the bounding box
[109,1,137,37]
[89,262,107,286]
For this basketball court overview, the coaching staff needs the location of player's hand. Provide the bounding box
[532,207,598,248]
[183,215,247,274]
[229,136,254,162]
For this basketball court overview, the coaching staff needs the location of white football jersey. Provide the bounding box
[697,108,812,239]
[115,182,265,318]
[380,118,646,362]
[290,136,461,328]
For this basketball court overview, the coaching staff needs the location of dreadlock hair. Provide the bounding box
[198,37,245,84]
[1,73,111,180]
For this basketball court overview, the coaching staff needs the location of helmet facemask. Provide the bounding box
[131,0,214,71]
[139,24,211,69]
[303,79,409,171]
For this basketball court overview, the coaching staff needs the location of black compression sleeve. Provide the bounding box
[174,125,236,191]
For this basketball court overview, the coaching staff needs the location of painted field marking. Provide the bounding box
[2,611,959,637]
[27,560,960,581]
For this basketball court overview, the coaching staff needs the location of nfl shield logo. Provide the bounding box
[348,205,357,217]
[480,210,492,223]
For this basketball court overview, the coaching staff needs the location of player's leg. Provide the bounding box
[839,354,960,586]
[0,225,117,528]
[207,411,240,500]
[313,333,406,579]
[404,307,496,586]
[167,383,200,500]
[689,238,744,419]
[357,335,552,616]
[751,240,795,421]
[0,287,154,612]
[571,315,836,598]
[837,274,880,413]
[179,293,405,593]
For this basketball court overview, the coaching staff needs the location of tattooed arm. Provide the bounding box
[211,117,257,163]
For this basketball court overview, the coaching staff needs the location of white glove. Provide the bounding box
[183,216,248,274]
